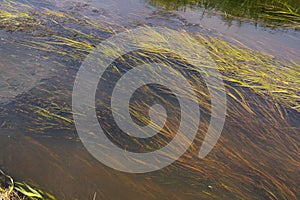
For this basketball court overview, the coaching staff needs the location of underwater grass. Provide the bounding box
[0,1,299,199]
[195,34,300,112]
[0,0,39,31]
[10,26,298,199]
[1,0,299,111]
[22,26,299,113]
[0,0,116,37]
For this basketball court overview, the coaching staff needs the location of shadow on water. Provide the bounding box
[0,0,299,199]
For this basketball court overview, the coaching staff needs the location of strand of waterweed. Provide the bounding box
[20,26,299,115]
[197,35,299,112]
[0,169,14,196]
[6,0,298,113]
[0,170,57,200]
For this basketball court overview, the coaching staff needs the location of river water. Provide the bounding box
[0,0,299,199]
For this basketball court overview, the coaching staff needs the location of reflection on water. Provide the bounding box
[88,0,300,61]
[0,0,299,199]
[147,0,300,28]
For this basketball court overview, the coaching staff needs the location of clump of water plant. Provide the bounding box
[147,0,300,28]
[0,0,40,31]
[11,26,298,138]
[0,0,116,37]
[0,170,56,200]
[194,34,300,112]
[19,25,300,113]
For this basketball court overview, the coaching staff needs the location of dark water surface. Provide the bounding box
[0,0,299,199]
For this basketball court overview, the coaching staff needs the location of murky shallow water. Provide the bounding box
[0,0,299,199]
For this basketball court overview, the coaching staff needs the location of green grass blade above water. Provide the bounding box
[147,0,300,28]
[0,170,57,200]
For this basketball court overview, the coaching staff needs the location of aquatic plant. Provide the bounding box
[0,1,299,199]
[0,170,57,200]
[12,26,298,199]
[147,0,300,28]
[14,24,299,113]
